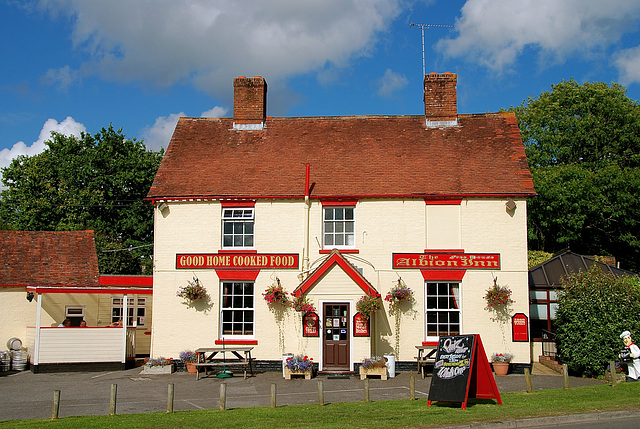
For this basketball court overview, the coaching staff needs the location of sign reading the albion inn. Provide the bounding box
[177,253,299,269]
[392,253,500,270]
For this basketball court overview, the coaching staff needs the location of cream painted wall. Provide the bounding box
[0,289,40,352]
[152,198,531,365]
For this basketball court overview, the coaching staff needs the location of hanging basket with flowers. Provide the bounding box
[176,275,207,301]
[484,278,514,323]
[356,295,382,320]
[385,279,415,314]
[262,278,290,307]
[291,294,316,314]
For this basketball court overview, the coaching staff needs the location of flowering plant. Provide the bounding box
[263,279,290,307]
[179,350,197,363]
[356,295,382,320]
[177,275,207,300]
[361,356,387,369]
[286,354,313,372]
[144,357,173,367]
[385,280,415,311]
[484,278,514,323]
[291,294,316,313]
[491,352,514,363]
[484,281,514,308]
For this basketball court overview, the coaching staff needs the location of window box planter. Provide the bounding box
[359,366,387,380]
[284,367,313,380]
[143,364,174,375]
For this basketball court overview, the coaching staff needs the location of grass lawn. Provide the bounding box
[2,382,640,428]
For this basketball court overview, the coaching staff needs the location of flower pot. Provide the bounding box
[359,366,388,380]
[186,362,197,374]
[492,362,509,376]
[284,367,312,380]
[143,364,174,375]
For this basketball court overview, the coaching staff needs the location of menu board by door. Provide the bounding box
[428,334,502,410]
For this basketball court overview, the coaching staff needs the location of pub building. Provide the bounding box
[146,73,536,373]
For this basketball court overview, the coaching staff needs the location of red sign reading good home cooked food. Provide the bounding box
[176,253,299,269]
[392,253,500,270]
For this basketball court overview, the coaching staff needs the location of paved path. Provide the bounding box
[0,363,605,421]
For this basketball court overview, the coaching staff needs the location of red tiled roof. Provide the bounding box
[147,113,535,200]
[0,231,100,287]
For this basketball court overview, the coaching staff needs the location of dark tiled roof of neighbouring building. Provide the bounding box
[0,230,100,287]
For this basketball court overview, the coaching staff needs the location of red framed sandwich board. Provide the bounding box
[427,334,502,410]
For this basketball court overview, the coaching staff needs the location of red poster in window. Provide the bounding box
[303,312,319,337]
[512,313,529,342]
[353,312,370,337]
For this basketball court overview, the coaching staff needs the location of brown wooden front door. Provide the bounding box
[323,303,350,371]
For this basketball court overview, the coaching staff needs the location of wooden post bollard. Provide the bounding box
[220,383,226,411]
[51,390,60,420]
[167,383,174,412]
[410,375,416,400]
[524,367,532,393]
[562,364,569,389]
[610,360,617,387]
[364,378,370,402]
[110,384,117,416]
[317,380,324,406]
[271,383,277,408]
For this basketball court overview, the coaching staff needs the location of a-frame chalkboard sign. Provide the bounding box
[427,334,502,410]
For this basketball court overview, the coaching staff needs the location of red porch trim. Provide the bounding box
[99,275,153,287]
[25,286,153,294]
[293,249,378,297]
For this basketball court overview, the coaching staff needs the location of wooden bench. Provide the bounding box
[193,359,254,380]
[415,346,437,378]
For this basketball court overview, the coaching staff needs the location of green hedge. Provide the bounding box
[555,264,640,377]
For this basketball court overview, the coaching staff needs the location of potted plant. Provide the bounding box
[143,357,174,374]
[385,279,416,355]
[177,275,207,301]
[490,352,514,376]
[180,350,198,374]
[291,294,316,314]
[356,295,382,320]
[484,278,514,323]
[359,356,388,380]
[284,354,314,379]
[262,279,290,307]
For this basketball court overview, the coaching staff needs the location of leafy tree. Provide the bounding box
[554,264,640,377]
[514,79,640,271]
[0,125,163,274]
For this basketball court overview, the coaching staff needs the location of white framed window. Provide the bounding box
[425,282,460,341]
[222,208,254,248]
[65,306,85,327]
[323,206,355,249]
[220,281,254,338]
[111,297,147,327]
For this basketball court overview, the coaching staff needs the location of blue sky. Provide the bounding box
[2,0,640,177]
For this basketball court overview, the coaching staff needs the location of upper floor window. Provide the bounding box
[323,206,355,249]
[222,208,254,248]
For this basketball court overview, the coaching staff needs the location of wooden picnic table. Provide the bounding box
[415,345,438,378]
[194,346,254,380]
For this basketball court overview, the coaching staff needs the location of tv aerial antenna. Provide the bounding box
[410,23,453,76]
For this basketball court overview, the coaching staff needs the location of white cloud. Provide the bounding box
[615,46,640,85]
[201,106,228,118]
[437,0,640,72]
[376,69,408,97]
[141,106,229,151]
[1,116,85,185]
[37,0,402,95]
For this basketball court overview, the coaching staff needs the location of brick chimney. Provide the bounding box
[424,72,458,127]
[233,76,267,130]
